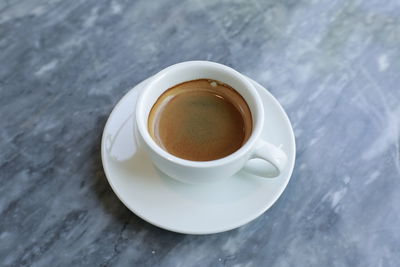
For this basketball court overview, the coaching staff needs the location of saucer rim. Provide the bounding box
[101,75,296,235]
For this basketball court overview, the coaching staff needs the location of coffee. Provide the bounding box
[148,79,252,161]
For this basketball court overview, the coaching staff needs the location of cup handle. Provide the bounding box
[246,139,288,178]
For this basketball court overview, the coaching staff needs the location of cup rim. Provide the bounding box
[136,61,265,168]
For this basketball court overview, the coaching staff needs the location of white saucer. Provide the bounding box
[101,76,296,234]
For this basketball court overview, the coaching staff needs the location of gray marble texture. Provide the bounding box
[1,0,400,266]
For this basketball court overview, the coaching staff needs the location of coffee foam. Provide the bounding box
[148,79,253,161]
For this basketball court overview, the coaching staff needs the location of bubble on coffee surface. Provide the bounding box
[210,81,218,87]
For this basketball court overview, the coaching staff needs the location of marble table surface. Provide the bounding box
[1,0,400,266]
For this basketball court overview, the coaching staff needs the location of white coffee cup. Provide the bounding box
[135,61,287,184]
